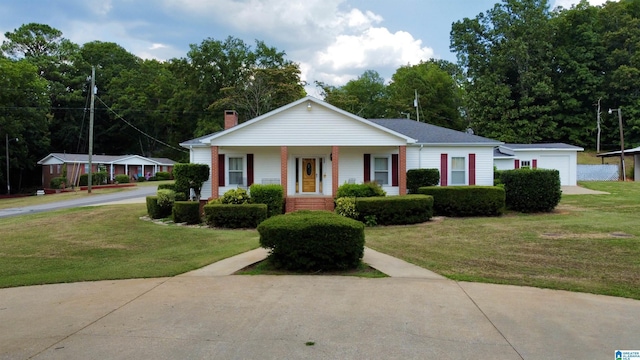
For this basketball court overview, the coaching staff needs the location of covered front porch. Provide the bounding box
[209,145,406,212]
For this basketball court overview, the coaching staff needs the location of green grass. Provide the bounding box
[365,181,640,299]
[3,181,640,300]
[0,203,259,288]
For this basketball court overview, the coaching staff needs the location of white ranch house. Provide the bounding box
[180,96,502,212]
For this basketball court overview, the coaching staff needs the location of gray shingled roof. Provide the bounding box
[494,148,514,158]
[367,119,501,145]
[39,153,176,165]
[501,143,583,150]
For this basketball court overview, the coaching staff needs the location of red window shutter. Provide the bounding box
[514,159,520,169]
[532,159,537,169]
[440,154,448,186]
[392,154,399,186]
[469,153,476,186]
[247,154,254,186]
[218,154,225,186]
[364,154,371,182]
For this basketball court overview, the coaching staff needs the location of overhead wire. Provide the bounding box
[96,96,188,153]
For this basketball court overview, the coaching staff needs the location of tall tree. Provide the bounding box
[0,58,50,193]
[387,60,466,129]
[451,0,558,142]
[316,70,387,119]
[2,23,87,155]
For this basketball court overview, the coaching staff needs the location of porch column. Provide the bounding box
[399,145,407,195]
[211,146,219,199]
[280,146,288,194]
[110,164,114,181]
[332,146,339,197]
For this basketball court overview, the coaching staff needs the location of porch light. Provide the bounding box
[307,101,312,111]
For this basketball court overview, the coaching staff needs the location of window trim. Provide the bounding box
[450,156,467,186]
[226,155,246,186]
[371,155,391,186]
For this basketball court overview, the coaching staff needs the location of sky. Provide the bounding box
[0,0,612,95]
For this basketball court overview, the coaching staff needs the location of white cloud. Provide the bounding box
[163,0,434,89]
[86,0,113,15]
[553,0,616,9]
[150,43,167,50]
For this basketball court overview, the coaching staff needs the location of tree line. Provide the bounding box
[1,0,639,192]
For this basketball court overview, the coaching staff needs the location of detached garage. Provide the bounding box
[493,143,584,186]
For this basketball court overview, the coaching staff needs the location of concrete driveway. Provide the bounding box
[1,249,638,360]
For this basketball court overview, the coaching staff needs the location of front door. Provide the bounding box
[302,158,316,193]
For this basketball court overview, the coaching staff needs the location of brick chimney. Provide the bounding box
[224,110,238,130]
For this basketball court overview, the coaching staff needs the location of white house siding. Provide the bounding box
[500,150,578,186]
[210,103,408,147]
[191,147,212,199]
[406,145,495,186]
[494,158,515,171]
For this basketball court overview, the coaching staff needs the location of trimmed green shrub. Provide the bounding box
[172,201,201,224]
[335,196,359,219]
[50,177,67,189]
[355,195,433,225]
[406,168,440,193]
[115,174,130,184]
[175,192,188,201]
[249,184,284,217]
[336,182,386,198]
[79,172,107,186]
[146,196,172,219]
[137,176,146,182]
[417,186,505,217]
[204,203,267,228]
[221,188,250,204]
[500,169,561,213]
[494,169,505,186]
[155,171,171,181]
[258,211,365,271]
[173,163,210,199]
[157,183,176,191]
[156,189,176,214]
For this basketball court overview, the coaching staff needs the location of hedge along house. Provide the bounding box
[180,96,502,212]
[37,153,176,187]
[493,143,584,186]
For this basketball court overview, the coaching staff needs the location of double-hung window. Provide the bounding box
[228,157,244,185]
[520,160,531,169]
[451,157,466,185]
[373,157,389,185]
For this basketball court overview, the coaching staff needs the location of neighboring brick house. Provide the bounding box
[180,96,502,212]
[37,153,176,188]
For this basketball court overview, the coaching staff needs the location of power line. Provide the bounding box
[96,96,188,153]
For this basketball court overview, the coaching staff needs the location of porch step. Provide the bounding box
[286,197,334,212]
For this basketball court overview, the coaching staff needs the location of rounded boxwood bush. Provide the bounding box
[258,211,365,271]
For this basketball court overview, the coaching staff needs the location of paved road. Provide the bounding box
[0,186,156,218]
[1,248,639,360]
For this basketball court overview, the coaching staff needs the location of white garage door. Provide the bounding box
[538,155,571,185]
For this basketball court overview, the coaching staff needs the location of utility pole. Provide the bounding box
[88,66,95,193]
[609,108,625,181]
[596,98,601,154]
[414,89,420,122]
[5,133,9,195]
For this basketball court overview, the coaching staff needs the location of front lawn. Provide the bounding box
[0,203,259,288]
[2,181,639,300]
[366,181,640,299]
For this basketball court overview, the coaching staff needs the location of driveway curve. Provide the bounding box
[1,248,638,360]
